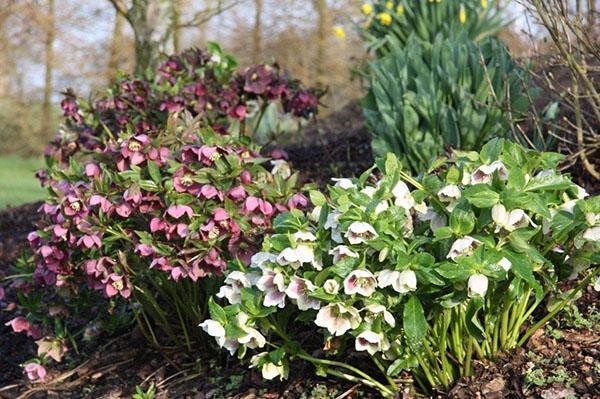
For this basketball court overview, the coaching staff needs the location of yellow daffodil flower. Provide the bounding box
[481,0,488,8]
[333,26,346,39]
[377,12,392,26]
[396,4,404,15]
[361,3,373,15]
[385,1,394,9]
[459,4,467,24]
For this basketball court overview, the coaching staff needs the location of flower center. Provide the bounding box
[208,226,220,240]
[251,73,259,81]
[181,174,193,187]
[112,280,124,291]
[70,201,81,212]
[209,151,221,162]
[128,140,142,152]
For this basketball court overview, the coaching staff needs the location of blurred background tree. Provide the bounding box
[0,0,597,158]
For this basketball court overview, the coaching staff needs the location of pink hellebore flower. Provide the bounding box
[240,170,252,184]
[343,270,377,297]
[288,193,308,209]
[147,146,170,166]
[85,163,101,179]
[89,195,112,213]
[103,274,131,299]
[135,243,155,257]
[24,363,47,382]
[36,338,68,362]
[121,134,150,166]
[77,233,102,249]
[203,248,227,273]
[115,203,133,218]
[200,184,222,200]
[199,145,220,166]
[150,217,168,232]
[227,185,247,201]
[5,316,30,333]
[173,168,201,195]
[166,204,194,219]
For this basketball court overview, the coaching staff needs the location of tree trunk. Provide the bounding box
[313,0,328,84]
[173,0,181,52]
[41,0,55,136]
[107,9,124,85]
[252,0,263,63]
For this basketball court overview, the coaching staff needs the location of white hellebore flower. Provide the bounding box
[270,160,291,179]
[294,231,317,242]
[329,245,359,264]
[363,304,396,327]
[438,184,462,202]
[344,269,377,297]
[315,303,361,336]
[323,279,340,295]
[470,161,508,185]
[594,277,600,292]
[392,181,416,210]
[325,211,343,243]
[498,257,512,272]
[491,204,533,232]
[361,186,389,215]
[447,236,482,260]
[345,221,378,245]
[285,276,320,310]
[418,207,447,232]
[238,326,267,349]
[250,353,287,380]
[199,319,239,355]
[256,270,287,308]
[332,178,356,190]
[468,274,489,298]
[377,269,417,294]
[250,252,278,269]
[277,245,315,269]
[583,226,600,242]
[216,271,253,305]
[309,206,322,222]
[355,330,389,355]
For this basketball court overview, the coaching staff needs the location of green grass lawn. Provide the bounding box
[0,156,46,209]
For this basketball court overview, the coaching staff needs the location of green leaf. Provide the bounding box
[147,161,162,184]
[465,297,485,341]
[463,185,500,208]
[208,297,227,324]
[403,296,427,350]
[309,190,327,207]
[480,138,504,164]
[450,202,476,235]
[525,174,573,192]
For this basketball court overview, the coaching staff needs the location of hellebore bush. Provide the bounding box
[51,43,319,164]
[363,34,532,173]
[27,114,309,352]
[3,45,317,376]
[202,139,600,396]
[360,0,507,57]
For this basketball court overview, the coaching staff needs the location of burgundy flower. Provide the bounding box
[244,65,274,95]
[288,193,309,209]
[240,170,252,184]
[120,134,150,167]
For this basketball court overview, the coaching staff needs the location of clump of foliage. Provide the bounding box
[51,43,319,163]
[363,34,533,173]
[3,44,316,379]
[359,0,507,57]
[202,139,599,396]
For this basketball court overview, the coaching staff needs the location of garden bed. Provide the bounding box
[1,104,599,397]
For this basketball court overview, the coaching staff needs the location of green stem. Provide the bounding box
[372,354,399,391]
[518,269,600,347]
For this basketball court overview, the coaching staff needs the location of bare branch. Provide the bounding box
[177,0,247,28]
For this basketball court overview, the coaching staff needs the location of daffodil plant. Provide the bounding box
[202,139,600,395]
[359,0,507,57]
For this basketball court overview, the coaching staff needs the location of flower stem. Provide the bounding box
[518,269,600,347]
